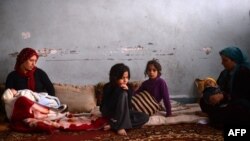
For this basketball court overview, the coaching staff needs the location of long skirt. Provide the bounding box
[199,97,250,125]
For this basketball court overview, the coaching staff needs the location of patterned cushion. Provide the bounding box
[131,91,160,116]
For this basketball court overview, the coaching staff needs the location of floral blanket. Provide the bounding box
[6,96,107,133]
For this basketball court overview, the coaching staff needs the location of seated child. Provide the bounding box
[2,88,67,112]
[202,77,224,106]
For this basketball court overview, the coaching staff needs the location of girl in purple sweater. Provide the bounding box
[136,59,172,117]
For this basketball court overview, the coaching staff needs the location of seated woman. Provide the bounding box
[199,46,250,126]
[5,47,55,96]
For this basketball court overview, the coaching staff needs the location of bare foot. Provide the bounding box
[103,125,111,131]
[117,129,127,136]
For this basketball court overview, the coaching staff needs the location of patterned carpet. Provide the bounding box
[0,123,223,141]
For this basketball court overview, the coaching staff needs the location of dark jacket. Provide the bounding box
[5,68,55,96]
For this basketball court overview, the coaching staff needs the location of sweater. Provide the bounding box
[136,77,172,116]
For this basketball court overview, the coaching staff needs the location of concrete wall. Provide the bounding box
[1,0,250,98]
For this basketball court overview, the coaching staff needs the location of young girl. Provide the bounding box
[136,59,172,117]
[100,63,149,136]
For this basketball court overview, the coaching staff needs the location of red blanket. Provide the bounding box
[9,96,107,133]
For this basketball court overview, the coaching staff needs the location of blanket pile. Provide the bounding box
[7,96,107,133]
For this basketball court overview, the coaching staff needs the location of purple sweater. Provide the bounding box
[136,77,172,116]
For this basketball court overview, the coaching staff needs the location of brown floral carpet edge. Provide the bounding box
[0,123,223,141]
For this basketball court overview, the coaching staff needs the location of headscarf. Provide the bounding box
[15,48,39,91]
[219,46,250,69]
[218,46,250,94]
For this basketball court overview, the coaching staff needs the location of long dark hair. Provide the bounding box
[109,63,130,85]
[144,58,162,77]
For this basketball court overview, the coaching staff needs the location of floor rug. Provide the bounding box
[0,123,223,141]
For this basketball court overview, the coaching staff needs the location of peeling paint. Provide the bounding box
[156,53,174,56]
[36,48,56,57]
[9,48,79,58]
[21,32,31,39]
[45,58,144,62]
[121,45,143,52]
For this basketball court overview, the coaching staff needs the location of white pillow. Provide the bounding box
[54,83,96,113]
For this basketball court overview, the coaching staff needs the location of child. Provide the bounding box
[100,63,149,136]
[202,77,225,106]
[2,88,67,112]
[136,59,172,117]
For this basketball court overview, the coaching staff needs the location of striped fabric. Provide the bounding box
[131,91,160,116]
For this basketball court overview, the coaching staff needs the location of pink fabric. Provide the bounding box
[9,96,107,133]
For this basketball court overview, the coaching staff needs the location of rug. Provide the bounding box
[0,101,223,140]
[0,123,223,141]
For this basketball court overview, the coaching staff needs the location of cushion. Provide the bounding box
[131,91,160,116]
[54,83,96,113]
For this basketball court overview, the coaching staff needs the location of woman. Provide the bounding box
[200,46,250,125]
[5,47,55,96]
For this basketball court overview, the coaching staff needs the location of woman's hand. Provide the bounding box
[209,93,224,105]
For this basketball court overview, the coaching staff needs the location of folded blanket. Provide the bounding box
[145,101,208,126]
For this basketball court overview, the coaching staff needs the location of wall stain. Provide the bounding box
[107,58,114,60]
[69,50,78,54]
[8,52,19,57]
[148,42,153,45]
[199,57,209,59]
[202,47,212,55]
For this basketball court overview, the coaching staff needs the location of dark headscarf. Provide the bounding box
[219,46,250,69]
[15,48,39,91]
[218,46,250,94]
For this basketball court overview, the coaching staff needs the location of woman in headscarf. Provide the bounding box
[5,47,55,96]
[200,46,250,126]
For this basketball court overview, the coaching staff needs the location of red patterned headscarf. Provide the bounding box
[15,48,39,91]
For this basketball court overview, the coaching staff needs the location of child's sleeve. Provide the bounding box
[161,80,172,116]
